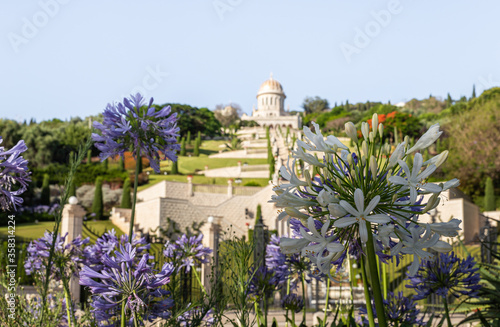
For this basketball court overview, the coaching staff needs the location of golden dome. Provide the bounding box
[257,73,285,96]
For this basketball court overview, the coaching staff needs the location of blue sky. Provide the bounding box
[1,0,499,121]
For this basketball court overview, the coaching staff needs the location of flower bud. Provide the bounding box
[422,192,441,213]
[369,131,374,143]
[304,170,313,188]
[347,154,353,167]
[361,122,369,141]
[370,155,377,178]
[378,124,384,139]
[372,113,379,135]
[345,122,358,143]
[285,207,309,220]
[317,189,337,206]
[362,141,368,157]
[361,155,366,167]
[328,203,347,217]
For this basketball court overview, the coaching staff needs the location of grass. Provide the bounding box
[137,174,270,192]
[0,220,123,242]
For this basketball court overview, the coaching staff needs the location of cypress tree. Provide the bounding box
[256,204,262,222]
[193,138,200,157]
[187,131,191,145]
[484,177,496,211]
[266,126,270,140]
[103,158,108,171]
[446,93,453,107]
[41,174,50,205]
[180,137,186,156]
[269,155,275,180]
[171,160,179,174]
[121,179,132,209]
[472,84,477,99]
[92,177,104,220]
[87,149,92,165]
[119,157,125,171]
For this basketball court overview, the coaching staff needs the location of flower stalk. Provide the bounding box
[128,148,141,242]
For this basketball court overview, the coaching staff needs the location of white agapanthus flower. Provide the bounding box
[271,114,461,281]
[334,189,391,243]
[388,153,441,204]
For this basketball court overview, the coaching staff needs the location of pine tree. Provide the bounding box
[92,177,104,219]
[180,137,186,156]
[193,138,200,157]
[484,177,496,211]
[171,160,178,174]
[187,131,191,145]
[87,150,92,165]
[446,93,453,107]
[121,179,132,209]
[472,84,477,99]
[41,174,50,205]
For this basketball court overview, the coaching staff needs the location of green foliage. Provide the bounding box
[302,96,330,115]
[443,87,500,195]
[68,181,76,198]
[103,158,108,171]
[485,177,496,211]
[158,103,221,138]
[91,177,104,220]
[187,130,192,145]
[41,173,50,205]
[119,157,125,171]
[269,156,275,180]
[193,138,200,157]
[171,159,179,174]
[243,181,261,187]
[180,137,186,156]
[120,178,132,209]
[87,149,92,165]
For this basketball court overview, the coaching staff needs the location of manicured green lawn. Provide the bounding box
[0,220,123,242]
[137,174,269,191]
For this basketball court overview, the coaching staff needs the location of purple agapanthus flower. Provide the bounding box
[92,93,180,173]
[177,306,215,327]
[164,234,212,272]
[281,294,304,313]
[80,242,174,325]
[82,229,150,270]
[359,291,424,327]
[0,136,31,211]
[406,251,481,300]
[25,231,89,281]
[248,265,278,299]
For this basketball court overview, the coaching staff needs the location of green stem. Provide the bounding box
[365,222,388,327]
[133,313,139,327]
[291,310,296,326]
[263,291,268,327]
[254,301,261,326]
[360,255,375,327]
[285,278,290,327]
[121,299,126,327]
[323,277,331,326]
[62,281,74,327]
[382,257,387,299]
[301,272,306,325]
[193,266,207,296]
[128,149,141,243]
[443,297,453,327]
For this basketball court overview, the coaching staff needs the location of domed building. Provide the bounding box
[241,74,301,129]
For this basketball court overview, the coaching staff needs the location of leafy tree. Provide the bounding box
[214,103,242,132]
[444,88,500,195]
[180,137,186,156]
[120,179,132,209]
[92,177,104,219]
[302,96,329,115]
[158,103,221,138]
[484,177,496,211]
[41,174,50,205]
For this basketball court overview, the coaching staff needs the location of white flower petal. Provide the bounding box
[339,200,359,217]
[411,153,423,177]
[280,237,310,254]
[388,176,407,186]
[364,195,380,215]
[354,189,365,213]
[333,217,357,228]
[408,255,420,277]
[366,214,391,224]
[359,222,369,243]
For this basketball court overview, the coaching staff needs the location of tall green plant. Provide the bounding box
[484,177,496,211]
[180,137,186,156]
[40,173,50,205]
[171,159,179,174]
[120,179,131,209]
[193,138,200,157]
[91,177,103,220]
[187,130,191,145]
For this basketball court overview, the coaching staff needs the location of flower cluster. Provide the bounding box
[266,234,312,288]
[407,251,481,300]
[271,118,461,277]
[80,243,174,325]
[92,93,180,173]
[0,136,31,211]
[82,229,150,270]
[164,234,212,272]
[281,294,304,313]
[25,231,89,280]
[360,292,424,327]
[248,265,277,299]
